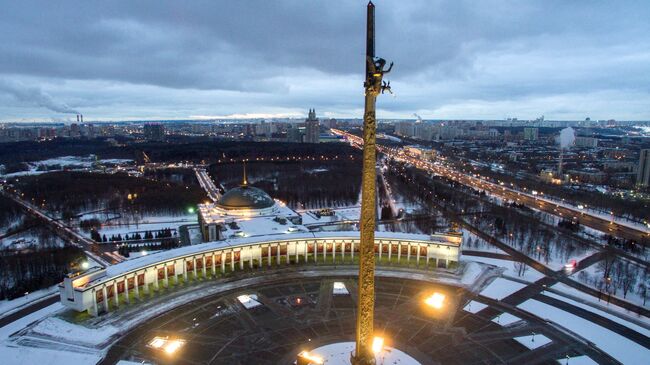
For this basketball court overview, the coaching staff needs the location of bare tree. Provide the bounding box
[514,261,528,277]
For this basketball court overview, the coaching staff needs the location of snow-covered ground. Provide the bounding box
[0,303,102,365]
[462,230,506,254]
[492,312,521,326]
[82,213,197,241]
[555,355,597,365]
[518,299,650,364]
[571,262,650,309]
[0,285,58,320]
[551,282,650,327]
[479,278,527,300]
[514,334,552,350]
[463,255,545,282]
[462,300,487,314]
[543,290,650,336]
[1,155,133,178]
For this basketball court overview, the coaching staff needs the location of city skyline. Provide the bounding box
[1,0,650,122]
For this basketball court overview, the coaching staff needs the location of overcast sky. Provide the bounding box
[1,0,649,122]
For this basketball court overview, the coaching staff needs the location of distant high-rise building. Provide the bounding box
[322,118,337,129]
[523,127,538,141]
[70,123,80,138]
[637,149,650,187]
[287,125,303,143]
[394,121,415,137]
[574,136,598,148]
[144,123,165,141]
[304,109,320,143]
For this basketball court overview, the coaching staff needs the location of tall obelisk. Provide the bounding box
[352,2,392,364]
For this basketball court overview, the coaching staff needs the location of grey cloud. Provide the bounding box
[0,79,79,114]
[1,1,650,120]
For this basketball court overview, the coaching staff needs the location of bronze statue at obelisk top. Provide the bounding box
[352,2,393,365]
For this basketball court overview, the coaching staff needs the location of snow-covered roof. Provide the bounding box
[79,231,460,289]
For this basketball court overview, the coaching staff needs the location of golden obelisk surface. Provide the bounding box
[352,2,392,364]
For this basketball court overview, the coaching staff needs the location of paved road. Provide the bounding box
[0,295,59,328]
[334,129,650,243]
[195,168,221,202]
[1,190,116,266]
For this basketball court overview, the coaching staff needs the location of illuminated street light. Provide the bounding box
[164,339,185,354]
[424,292,445,309]
[81,261,89,270]
[148,336,185,355]
[296,350,324,365]
[187,207,195,214]
[372,336,385,354]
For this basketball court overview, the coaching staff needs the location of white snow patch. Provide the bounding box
[460,262,484,285]
[519,299,650,364]
[514,334,552,349]
[543,289,650,337]
[237,294,262,309]
[480,278,527,300]
[1,345,101,365]
[555,355,598,365]
[30,317,120,347]
[492,312,522,326]
[462,300,488,314]
[333,282,349,295]
[463,256,544,282]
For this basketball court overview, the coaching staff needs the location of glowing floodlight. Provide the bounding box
[164,339,185,354]
[81,261,89,270]
[372,336,385,354]
[297,350,324,365]
[148,336,166,349]
[148,336,185,355]
[424,292,446,309]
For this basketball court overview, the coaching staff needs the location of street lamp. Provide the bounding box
[296,351,324,365]
[371,336,385,354]
[424,292,445,309]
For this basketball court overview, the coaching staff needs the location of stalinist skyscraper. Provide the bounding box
[304,108,320,143]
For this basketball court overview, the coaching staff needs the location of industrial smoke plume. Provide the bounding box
[0,80,79,114]
[559,127,575,149]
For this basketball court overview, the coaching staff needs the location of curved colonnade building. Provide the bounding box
[60,181,462,316]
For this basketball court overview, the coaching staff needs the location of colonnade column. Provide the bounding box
[103,286,109,313]
[124,278,130,304]
[397,243,401,263]
[144,270,150,294]
[91,290,98,316]
[163,265,169,287]
[134,274,140,299]
[113,282,119,307]
[202,256,207,277]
